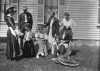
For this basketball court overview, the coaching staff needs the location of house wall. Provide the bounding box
[0,0,100,40]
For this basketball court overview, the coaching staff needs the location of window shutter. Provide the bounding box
[38,0,44,24]
[10,0,17,3]
[60,0,65,5]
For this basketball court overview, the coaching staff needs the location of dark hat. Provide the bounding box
[23,6,28,11]
[64,12,70,16]
[6,7,17,15]
[52,12,55,15]
[51,12,55,17]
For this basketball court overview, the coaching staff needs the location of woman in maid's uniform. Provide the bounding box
[5,7,20,60]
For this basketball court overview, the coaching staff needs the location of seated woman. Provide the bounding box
[23,30,35,57]
[18,7,35,57]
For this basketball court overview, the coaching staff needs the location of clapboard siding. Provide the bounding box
[0,0,99,40]
[59,0,99,40]
[0,0,15,37]
[0,22,8,37]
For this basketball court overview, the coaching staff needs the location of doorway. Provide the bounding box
[44,0,58,24]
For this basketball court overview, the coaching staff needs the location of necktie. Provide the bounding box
[24,14,27,22]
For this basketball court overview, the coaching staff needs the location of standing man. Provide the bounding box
[19,7,33,33]
[45,12,59,55]
[18,7,34,56]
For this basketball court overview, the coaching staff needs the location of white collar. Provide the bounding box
[7,14,12,17]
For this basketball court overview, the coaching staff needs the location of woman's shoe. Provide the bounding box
[36,55,39,59]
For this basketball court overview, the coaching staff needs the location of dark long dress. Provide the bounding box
[18,11,35,57]
[5,15,20,60]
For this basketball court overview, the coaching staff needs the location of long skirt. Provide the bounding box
[36,39,48,58]
[23,40,35,57]
[6,29,20,59]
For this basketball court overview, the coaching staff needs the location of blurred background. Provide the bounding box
[0,0,100,71]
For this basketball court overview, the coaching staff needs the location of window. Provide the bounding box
[38,0,44,23]
[9,0,18,22]
[60,0,65,5]
[0,0,7,22]
[0,0,18,22]
[99,0,100,24]
[38,0,43,4]
[10,0,17,3]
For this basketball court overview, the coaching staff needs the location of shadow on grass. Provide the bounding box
[98,47,100,71]
[0,48,5,56]
[71,49,80,56]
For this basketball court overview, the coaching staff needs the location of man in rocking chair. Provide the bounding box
[51,12,79,67]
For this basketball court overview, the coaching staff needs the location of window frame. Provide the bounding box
[99,0,100,24]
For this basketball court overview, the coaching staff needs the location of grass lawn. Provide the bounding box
[0,40,99,71]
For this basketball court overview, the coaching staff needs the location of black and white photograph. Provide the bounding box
[0,0,100,71]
